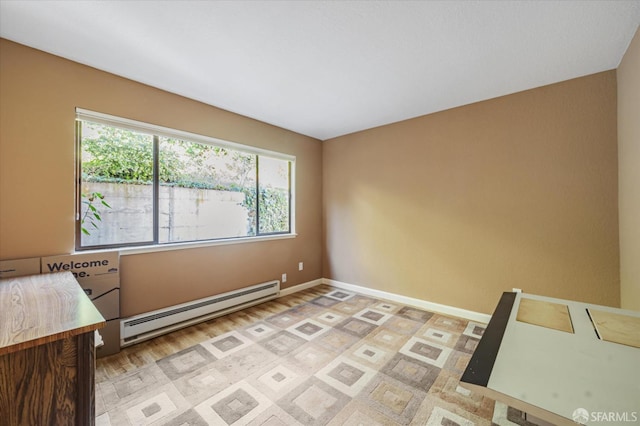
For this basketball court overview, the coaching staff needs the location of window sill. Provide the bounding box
[76,233,297,257]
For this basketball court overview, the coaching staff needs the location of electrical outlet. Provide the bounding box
[298,262,304,271]
[282,273,287,283]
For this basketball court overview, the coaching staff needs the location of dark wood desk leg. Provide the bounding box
[76,332,96,426]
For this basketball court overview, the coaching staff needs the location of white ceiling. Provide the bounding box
[1,1,639,140]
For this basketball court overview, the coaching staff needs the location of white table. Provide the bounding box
[460,292,640,425]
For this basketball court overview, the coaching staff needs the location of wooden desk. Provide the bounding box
[460,292,640,425]
[0,272,105,425]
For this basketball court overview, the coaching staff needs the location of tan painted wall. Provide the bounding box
[323,71,619,315]
[0,39,323,317]
[0,38,624,318]
[618,27,640,312]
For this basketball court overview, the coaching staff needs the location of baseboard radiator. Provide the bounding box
[120,280,280,347]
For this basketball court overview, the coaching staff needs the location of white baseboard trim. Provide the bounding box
[279,278,324,297]
[322,278,492,324]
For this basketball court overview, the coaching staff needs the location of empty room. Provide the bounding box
[1,1,639,425]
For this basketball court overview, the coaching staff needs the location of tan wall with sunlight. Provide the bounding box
[618,27,640,312]
[323,71,619,315]
[0,39,323,317]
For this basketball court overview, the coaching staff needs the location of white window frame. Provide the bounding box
[75,108,296,254]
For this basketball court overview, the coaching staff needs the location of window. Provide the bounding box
[76,109,294,250]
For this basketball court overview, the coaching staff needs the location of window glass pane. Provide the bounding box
[79,121,154,247]
[76,111,294,250]
[158,137,257,242]
[258,156,290,234]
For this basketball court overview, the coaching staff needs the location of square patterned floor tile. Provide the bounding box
[455,334,480,354]
[259,330,308,357]
[277,377,351,426]
[353,308,392,326]
[195,381,271,426]
[396,306,434,323]
[200,330,253,359]
[428,370,495,420]
[242,322,279,341]
[98,363,172,413]
[215,342,279,382]
[326,399,402,426]
[286,318,332,341]
[265,310,307,328]
[400,336,452,368]
[421,327,456,346]
[346,342,393,369]
[336,317,379,338]
[325,290,356,301]
[315,356,377,397]
[162,408,210,426]
[286,342,339,373]
[426,406,475,426]
[463,321,486,339]
[381,352,442,391]
[358,372,427,425]
[106,383,190,426]
[313,327,361,354]
[172,363,234,406]
[309,295,342,308]
[428,315,468,333]
[157,344,217,380]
